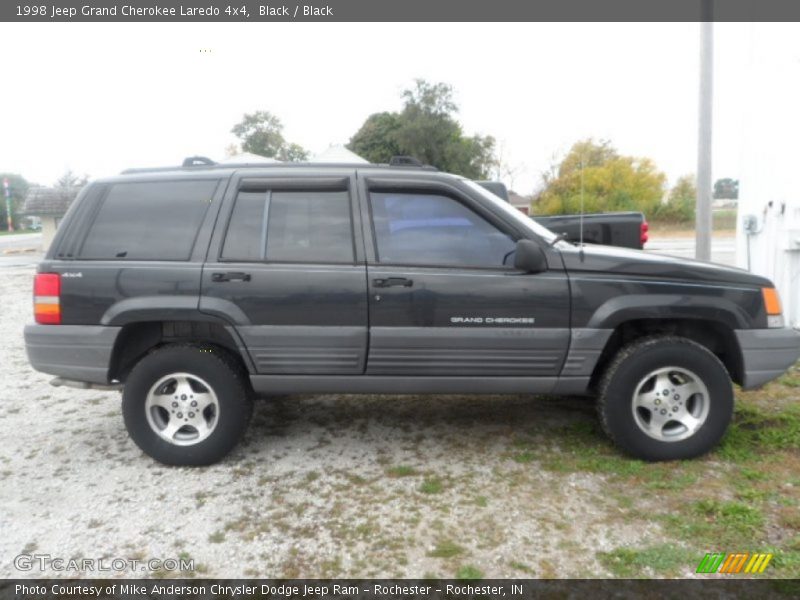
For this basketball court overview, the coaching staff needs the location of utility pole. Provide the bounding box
[696,8,714,261]
[2,177,13,233]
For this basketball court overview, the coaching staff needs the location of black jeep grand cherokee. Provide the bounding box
[24,158,800,466]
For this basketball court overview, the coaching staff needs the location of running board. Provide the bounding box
[249,375,591,396]
[50,376,122,391]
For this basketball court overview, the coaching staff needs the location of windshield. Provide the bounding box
[462,180,559,244]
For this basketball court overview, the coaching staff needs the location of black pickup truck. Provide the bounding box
[477,182,648,249]
[24,158,800,466]
[533,211,648,249]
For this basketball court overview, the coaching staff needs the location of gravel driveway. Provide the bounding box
[0,264,664,579]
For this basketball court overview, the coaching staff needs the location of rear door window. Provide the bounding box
[79,180,217,260]
[222,189,354,263]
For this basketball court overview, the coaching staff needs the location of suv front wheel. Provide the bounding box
[598,336,733,461]
[122,344,253,466]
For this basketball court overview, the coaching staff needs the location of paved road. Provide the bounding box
[0,233,43,268]
[0,254,40,268]
[0,232,41,251]
[646,235,736,267]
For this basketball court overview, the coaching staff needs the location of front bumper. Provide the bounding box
[24,324,122,384]
[735,327,800,389]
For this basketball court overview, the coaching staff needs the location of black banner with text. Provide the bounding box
[3,0,800,23]
[3,579,799,599]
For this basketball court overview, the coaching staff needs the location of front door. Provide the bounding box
[361,180,570,376]
[201,173,368,374]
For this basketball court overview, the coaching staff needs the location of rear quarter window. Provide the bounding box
[79,180,217,260]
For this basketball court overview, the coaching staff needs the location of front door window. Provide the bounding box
[369,192,517,268]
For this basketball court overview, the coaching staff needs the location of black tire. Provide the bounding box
[598,336,733,461]
[122,344,253,466]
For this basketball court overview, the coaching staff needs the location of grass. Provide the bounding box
[427,540,465,558]
[0,230,36,236]
[692,500,766,542]
[778,368,800,388]
[514,421,648,476]
[207,531,226,544]
[597,544,689,577]
[713,209,738,230]
[649,208,737,233]
[651,500,775,575]
[354,523,377,538]
[499,362,800,578]
[386,465,417,478]
[642,470,698,491]
[715,402,800,462]
[455,565,484,579]
[512,450,536,464]
[419,477,444,494]
[509,561,534,575]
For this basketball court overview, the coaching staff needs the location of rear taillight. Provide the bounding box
[34,273,61,324]
[640,220,649,246]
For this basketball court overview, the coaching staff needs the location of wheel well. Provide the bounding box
[108,320,250,383]
[589,319,743,390]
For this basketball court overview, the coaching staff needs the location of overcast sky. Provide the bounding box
[1,22,798,193]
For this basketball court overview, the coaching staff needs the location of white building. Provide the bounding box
[22,187,80,251]
[220,152,280,164]
[735,27,800,329]
[309,144,369,164]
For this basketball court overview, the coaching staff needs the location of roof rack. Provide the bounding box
[182,156,217,167]
[121,155,438,175]
[389,155,423,167]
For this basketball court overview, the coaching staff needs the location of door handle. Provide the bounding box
[373,277,413,288]
[211,271,251,282]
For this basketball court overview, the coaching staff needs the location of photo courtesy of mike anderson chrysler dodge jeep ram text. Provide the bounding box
[24,157,800,466]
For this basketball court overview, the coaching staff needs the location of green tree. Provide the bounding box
[0,173,31,231]
[347,112,402,164]
[713,177,739,200]
[230,111,309,161]
[347,79,496,179]
[654,174,696,223]
[280,142,309,162]
[533,139,666,216]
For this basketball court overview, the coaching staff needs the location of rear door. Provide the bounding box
[53,176,224,325]
[359,175,570,377]
[200,170,369,374]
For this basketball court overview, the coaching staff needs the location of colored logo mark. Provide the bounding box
[696,552,773,574]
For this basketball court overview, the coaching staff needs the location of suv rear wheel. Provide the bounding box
[122,344,253,466]
[598,336,733,461]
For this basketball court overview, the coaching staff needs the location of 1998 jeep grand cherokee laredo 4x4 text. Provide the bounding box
[24,157,800,466]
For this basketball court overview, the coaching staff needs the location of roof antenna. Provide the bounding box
[579,153,585,261]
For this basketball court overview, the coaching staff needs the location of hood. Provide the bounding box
[557,242,772,288]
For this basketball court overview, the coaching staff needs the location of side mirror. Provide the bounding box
[513,239,548,273]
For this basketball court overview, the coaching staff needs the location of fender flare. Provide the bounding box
[585,293,750,330]
[102,297,256,375]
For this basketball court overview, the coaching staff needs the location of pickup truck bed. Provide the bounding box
[476,181,648,249]
[533,211,648,250]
